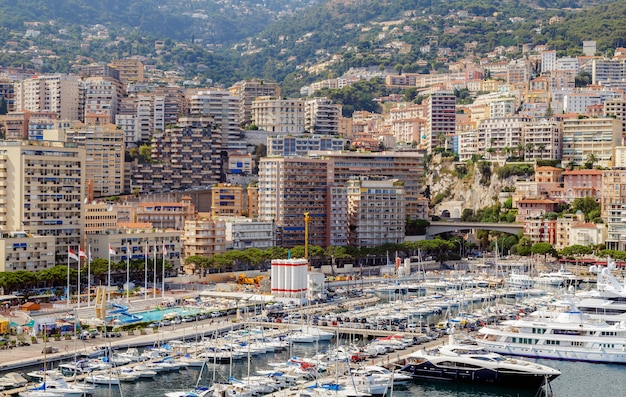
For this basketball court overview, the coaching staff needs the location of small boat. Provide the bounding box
[0,372,29,390]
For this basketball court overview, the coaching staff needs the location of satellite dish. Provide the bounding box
[107,205,113,212]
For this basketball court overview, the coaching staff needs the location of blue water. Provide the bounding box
[135,307,202,322]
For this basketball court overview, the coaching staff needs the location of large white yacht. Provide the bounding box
[398,337,560,389]
[477,300,626,364]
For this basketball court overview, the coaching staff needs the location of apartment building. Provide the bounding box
[83,76,122,122]
[591,58,626,85]
[606,203,626,251]
[477,116,529,160]
[14,74,81,120]
[258,157,331,248]
[601,168,626,218]
[211,183,246,218]
[327,185,348,247]
[131,116,222,193]
[188,89,240,149]
[0,78,14,113]
[523,119,562,161]
[0,232,56,272]
[305,97,341,135]
[251,96,305,134]
[84,202,117,235]
[229,79,280,127]
[604,98,626,139]
[0,140,85,263]
[224,218,274,251]
[561,117,621,167]
[524,219,557,244]
[310,150,426,220]
[182,218,226,268]
[347,177,405,248]
[86,227,181,271]
[109,59,145,84]
[64,115,125,197]
[562,169,602,203]
[136,200,195,230]
[266,135,346,157]
[424,92,456,153]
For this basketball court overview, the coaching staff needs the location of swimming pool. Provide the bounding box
[108,306,204,324]
[134,307,203,322]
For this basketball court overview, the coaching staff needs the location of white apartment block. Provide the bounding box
[188,89,240,148]
[224,218,274,250]
[389,104,426,121]
[266,135,346,157]
[14,74,81,120]
[347,177,405,248]
[83,76,121,122]
[555,57,580,72]
[0,141,85,263]
[305,97,341,135]
[457,131,478,161]
[251,96,305,134]
[541,50,557,73]
[562,117,621,167]
[523,119,562,161]
[563,93,602,114]
[489,99,516,119]
[605,204,626,251]
[591,58,626,85]
[477,116,529,160]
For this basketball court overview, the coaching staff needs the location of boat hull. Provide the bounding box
[399,362,556,389]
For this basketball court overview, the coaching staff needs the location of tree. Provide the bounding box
[531,242,556,263]
[571,197,600,222]
[584,153,598,169]
[184,255,211,276]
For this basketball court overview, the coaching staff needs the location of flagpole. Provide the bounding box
[162,242,166,300]
[144,241,148,301]
[67,248,71,308]
[108,247,111,288]
[77,253,81,310]
[126,246,130,303]
[153,241,157,300]
[87,245,91,307]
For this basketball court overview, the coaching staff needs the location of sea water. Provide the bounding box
[80,341,625,397]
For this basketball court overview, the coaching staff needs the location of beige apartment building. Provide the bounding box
[0,141,85,267]
[211,183,245,218]
[251,96,305,134]
[182,219,226,272]
[561,117,621,167]
[347,177,405,248]
[109,59,145,84]
[14,74,82,120]
[63,114,125,197]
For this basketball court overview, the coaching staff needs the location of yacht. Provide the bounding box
[477,300,626,363]
[398,339,560,388]
[506,270,535,289]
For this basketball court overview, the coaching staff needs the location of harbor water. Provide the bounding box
[35,341,624,397]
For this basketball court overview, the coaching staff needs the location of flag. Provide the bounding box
[162,243,167,256]
[109,245,116,256]
[79,248,88,259]
[68,248,79,261]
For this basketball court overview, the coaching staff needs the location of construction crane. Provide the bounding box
[304,212,311,271]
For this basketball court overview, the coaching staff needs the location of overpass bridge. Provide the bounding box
[405,221,523,240]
